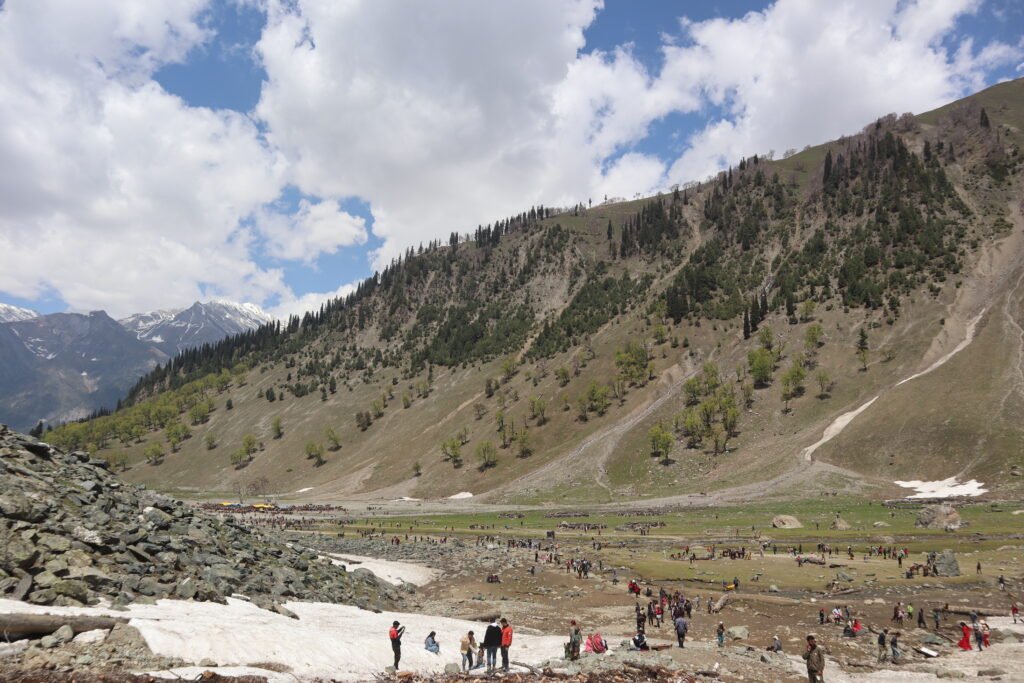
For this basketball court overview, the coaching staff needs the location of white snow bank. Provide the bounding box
[801,397,878,461]
[326,553,438,586]
[293,487,314,493]
[397,496,420,501]
[448,491,473,499]
[0,598,563,681]
[895,478,987,498]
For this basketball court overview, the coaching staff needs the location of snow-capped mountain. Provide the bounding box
[122,300,273,355]
[0,299,272,430]
[0,311,166,430]
[118,308,182,339]
[0,302,39,323]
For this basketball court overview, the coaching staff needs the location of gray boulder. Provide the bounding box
[725,625,748,640]
[916,504,962,530]
[932,550,960,577]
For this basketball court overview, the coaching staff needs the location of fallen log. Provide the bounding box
[0,613,126,640]
[941,607,998,618]
[712,593,730,613]
[511,660,541,675]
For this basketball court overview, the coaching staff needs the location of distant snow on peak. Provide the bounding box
[0,303,39,323]
[118,308,182,338]
[118,299,273,356]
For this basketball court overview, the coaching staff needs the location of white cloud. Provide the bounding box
[0,0,295,318]
[0,0,1020,320]
[661,0,1023,182]
[257,198,367,263]
[267,281,358,321]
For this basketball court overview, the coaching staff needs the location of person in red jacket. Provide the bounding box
[388,621,405,670]
[500,618,513,672]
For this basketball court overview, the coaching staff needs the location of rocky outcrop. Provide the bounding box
[916,504,963,530]
[0,425,398,612]
[770,515,802,529]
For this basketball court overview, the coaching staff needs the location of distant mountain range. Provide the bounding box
[0,300,272,430]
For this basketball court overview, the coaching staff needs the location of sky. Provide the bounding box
[0,0,1021,320]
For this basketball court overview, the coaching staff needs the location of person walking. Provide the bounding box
[933,607,942,631]
[674,614,689,648]
[958,622,972,651]
[973,622,984,651]
[483,619,502,672]
[567,620,583,661]
[459,630,476,672]
[1012,603,1020,624]
[802,635,825,683]
[500,618,513,672]
[388,621,405,670]
[998,574,1006,591]
[716,622,725,648]
[917,607,926,629]
[890,631,901,662]
[877,629,888,662]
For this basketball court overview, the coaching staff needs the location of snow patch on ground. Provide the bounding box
[448,491,473,499]
[0,598,563,681]
[293,487,314,493]
[896,311,985,387]
[801,397,878,461]
[894,477,988,498]
[326,553,437,586]
[800,310,985,464]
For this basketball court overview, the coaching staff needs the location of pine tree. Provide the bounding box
[823,149,833,185]
[743,308,751,340]
[980,108,990,129]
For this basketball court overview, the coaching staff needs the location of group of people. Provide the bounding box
[957,612,992,651]
[387,617,514,673]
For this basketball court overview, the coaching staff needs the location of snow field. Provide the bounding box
[0,598,565,681]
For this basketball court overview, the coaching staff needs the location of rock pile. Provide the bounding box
[0,425,398,612]
[915,504,963,530]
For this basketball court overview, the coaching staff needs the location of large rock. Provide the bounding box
[932,550,960,577]
[830,517,851,530]
[771,515,803,529]
[916,504,962,530]
[725,625,748,640]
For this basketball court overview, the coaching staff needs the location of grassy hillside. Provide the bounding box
[48,79,1024,504]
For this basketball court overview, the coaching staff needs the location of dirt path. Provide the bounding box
[495,356,700,500]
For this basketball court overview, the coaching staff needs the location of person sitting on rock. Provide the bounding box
[631,630,649,651]
[767,635,783,652]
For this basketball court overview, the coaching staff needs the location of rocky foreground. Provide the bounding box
[0,424,400,615]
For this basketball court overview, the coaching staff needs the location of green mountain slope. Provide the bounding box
[47,79,1024,504]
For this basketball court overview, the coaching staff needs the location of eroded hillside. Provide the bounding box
[45,79,1024,504]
